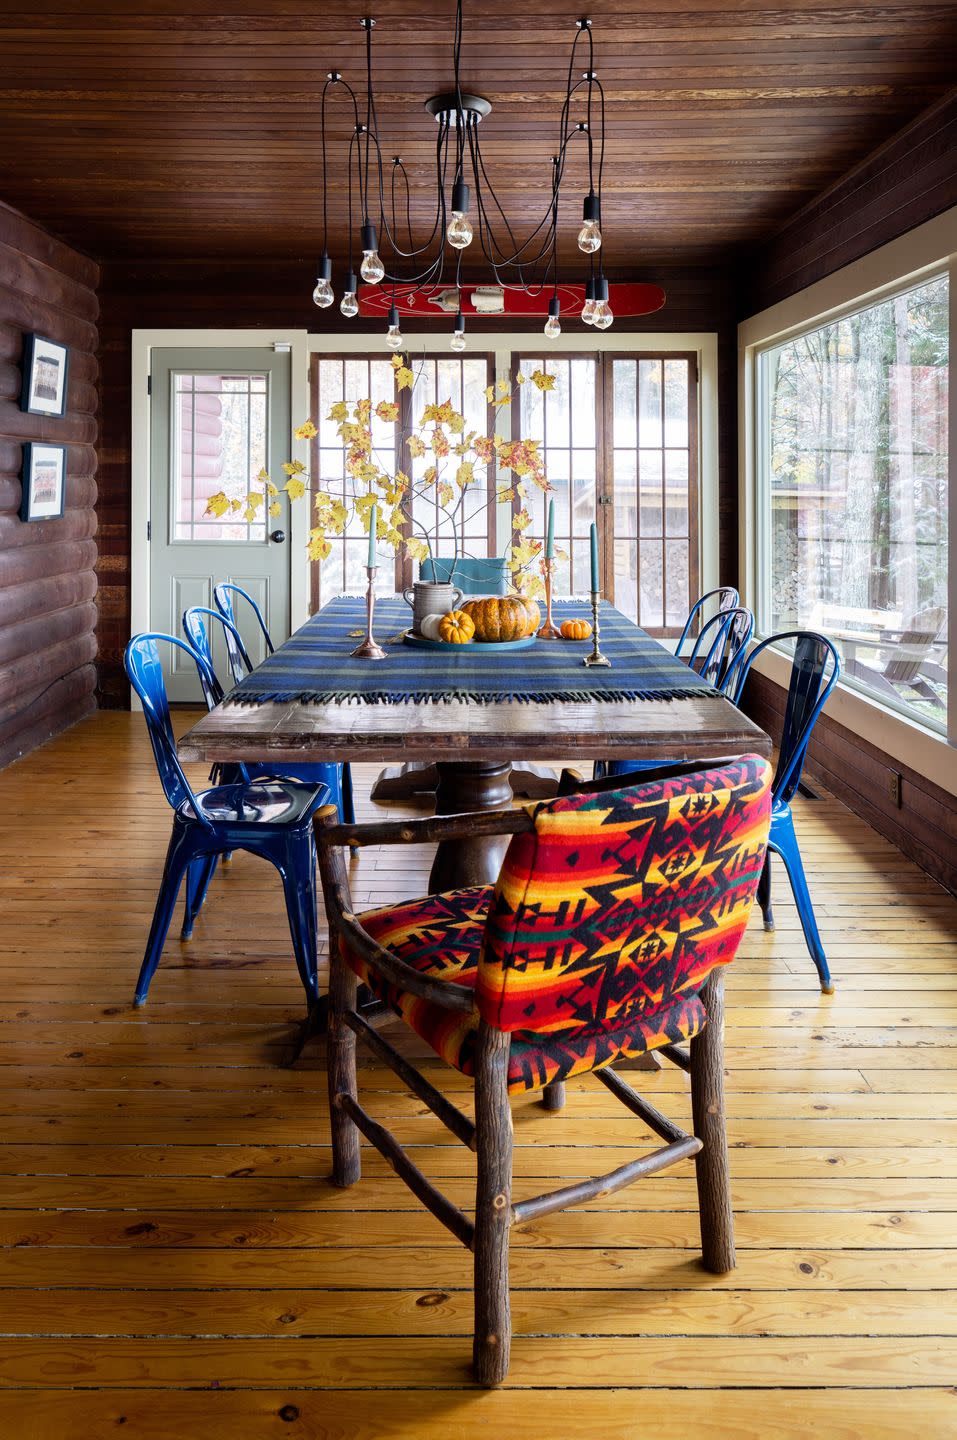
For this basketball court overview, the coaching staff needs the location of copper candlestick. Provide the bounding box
[536,557,561,640]
[351,566,387,660]
[582,589,611,667]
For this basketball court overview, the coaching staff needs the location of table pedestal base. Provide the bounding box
[428,761,513,893]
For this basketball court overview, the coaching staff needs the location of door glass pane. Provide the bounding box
[760,275,949,733]
[612,356,695,633]
[172,373,268,542]
[518,355,600,594]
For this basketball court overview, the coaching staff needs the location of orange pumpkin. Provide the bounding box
[515,596,541,634]
[460,595,530,643]
[437,609,475,645]
[561,618,593,641]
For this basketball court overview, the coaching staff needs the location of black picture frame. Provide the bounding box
[19,442,66,522]
[20,332,70,418]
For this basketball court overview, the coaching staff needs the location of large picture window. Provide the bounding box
[757,274,949,733]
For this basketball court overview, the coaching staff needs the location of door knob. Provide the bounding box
[270,529,286,544]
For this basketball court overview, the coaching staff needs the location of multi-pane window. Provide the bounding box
[515,354,698,632]
[609,355,697,631]
[171,372,268,542]
[514,356,598,595]
[310,354,492,606]
[757,274,949,733]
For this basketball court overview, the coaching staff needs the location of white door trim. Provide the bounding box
[130,328,310,708]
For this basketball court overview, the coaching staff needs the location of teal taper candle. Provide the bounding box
[368,503,377,567]
[545,497,555,559]
[589,521,599,593]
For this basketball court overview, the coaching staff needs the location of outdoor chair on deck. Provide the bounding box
[842,605,945,709]
[124,633,330,1008]
[316,755,772,1385]
[731,631,840,993]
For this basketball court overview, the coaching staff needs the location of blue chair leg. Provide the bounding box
[757,854,773,931]
[135,824,196,1007]
[182,852,219,939]
[276,833,321,1004]
[341,762,356,825]
[769,805,833,994]
[592,760,608,782]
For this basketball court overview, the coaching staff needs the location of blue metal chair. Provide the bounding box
[420,556,508,596]
[124,633,330,1008]
[731,631,841,993]
[213,582,273,682]
[183,606,355,828]
[676,585,740,658]
[594,606,753,783]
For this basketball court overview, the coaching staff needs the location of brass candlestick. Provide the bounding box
[536,557,561,640]
[351,566,387,660]
[582,590,611,667]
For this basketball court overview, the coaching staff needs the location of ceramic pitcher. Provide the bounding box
[402,580,463,635]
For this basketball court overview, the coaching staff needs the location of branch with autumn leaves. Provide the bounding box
[204,353,562,599]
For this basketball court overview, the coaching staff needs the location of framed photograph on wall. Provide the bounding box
[20,333,70,418]
[20,442,66,522]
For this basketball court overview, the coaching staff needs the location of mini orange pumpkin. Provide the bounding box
[561,618,593,641]
[460,595,530,643]
[438,609,475,644]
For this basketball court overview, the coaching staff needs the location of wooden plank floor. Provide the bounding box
[0,711,955,1439]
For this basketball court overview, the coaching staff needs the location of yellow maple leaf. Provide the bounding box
[293,420,318,440]
[514,371,526,386]
[406,433,426,459]
[390,352,406,370]
[395,365,414,391]
[484,383,496,402]
[284,477,307,501]
[456,460,475,488]
[496,485,514,505]
[431,429,450,458]
[438,482,454,506]
[422,465,437,488]
[530,368,555,392]
[512,508,531,532]
[307,529,332,562]
[447,410,465,435]
[282,459,306,477]
[229,498,243,514]
[355,398,372,425]
[328,401,349,423]
[405,536,430,564]
[375,400,399,422]
[498,378,511,395]
[204,491,230,519]
[269,500,281,518]
[245,491,264,511]
[265,480,278,496]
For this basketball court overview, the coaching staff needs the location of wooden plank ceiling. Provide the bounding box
[0,1,955,271]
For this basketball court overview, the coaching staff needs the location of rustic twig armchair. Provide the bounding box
[315,756,772,1386]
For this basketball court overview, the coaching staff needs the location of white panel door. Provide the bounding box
[149,347,291,700]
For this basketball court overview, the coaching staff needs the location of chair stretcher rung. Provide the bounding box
[337,1094,475,1249]
[511,1135,702,1226]
[345,1008,476,1149]
[595,1064,689,1143]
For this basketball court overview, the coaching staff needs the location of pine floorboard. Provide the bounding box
[0,710,955,1439]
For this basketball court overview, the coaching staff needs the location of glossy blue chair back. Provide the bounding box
[676,586,740,654]
[689,606,753,693]
[733,631,840,804]
[124,633,215,827]
[213,583,272,676]
[182,606,249,709]
[420,556,508,596]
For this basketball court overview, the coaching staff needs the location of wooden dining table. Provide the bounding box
[178,597,771,893]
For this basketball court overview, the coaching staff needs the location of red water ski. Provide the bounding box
[357,281,665,319]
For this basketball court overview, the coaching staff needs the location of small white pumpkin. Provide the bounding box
[418,612,447,642]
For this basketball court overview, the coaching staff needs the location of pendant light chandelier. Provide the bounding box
[312,0,612,347]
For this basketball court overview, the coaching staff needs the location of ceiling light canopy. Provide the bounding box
[312,1,613,347]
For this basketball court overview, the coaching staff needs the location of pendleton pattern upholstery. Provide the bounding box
[342,755,772,1092]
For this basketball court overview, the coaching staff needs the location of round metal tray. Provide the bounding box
[401,629,537,653]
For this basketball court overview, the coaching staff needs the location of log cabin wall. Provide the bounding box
[0,201,99,768]
[736,92,957,894]
[96,260,736,706]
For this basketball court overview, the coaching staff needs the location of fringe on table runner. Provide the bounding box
[225,684,721,707]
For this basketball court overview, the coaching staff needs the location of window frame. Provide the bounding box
[739,206,957,788]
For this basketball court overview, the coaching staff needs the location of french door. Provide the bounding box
[149,347,292,700]
[513,351,699,636]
